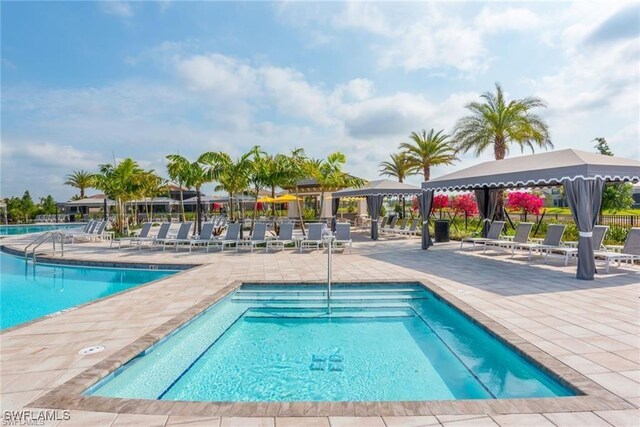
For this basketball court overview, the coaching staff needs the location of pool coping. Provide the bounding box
[29,279,635,417]
[0,245,200,335]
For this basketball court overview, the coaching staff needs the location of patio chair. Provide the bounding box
[207,222,241,252]
[460,221,506,249]
[299,223,324,252]
[511,224,566,261]
[266,222,295,253]
[483,222,533,257]
[541,225,609,266]
[594,227,640,273]
[235,222,268,253]
[70,220,106,243]
[185,223,215,252]
[112,222,152,250]
[390,218,408,235]
[155,222,192,251]
[333,223,353,253]
[398,218,420,236]
[379,216,388,229]
[381,217,398,234]
[134,222,171,249]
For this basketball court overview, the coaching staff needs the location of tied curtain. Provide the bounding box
[366,195,384,240]
[418,190,434,249]
[331,197,340,232]
[474,188,499,237]
[563,178,604,280]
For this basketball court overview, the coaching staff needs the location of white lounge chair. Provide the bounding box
[235,223,268,253]
[207,222,241,252]
[512,224,566,261]
[381,217,398,234]
[187,223,216,252]
[398,218,420,236]
[155,222,192,251]
[266,223,295,252]
[333,223,353,253]
[483,222,533,257]
[134,222,171,249]
[595,227,640,273]
[460,221,506,249]
[390,218,408,235]
[112,222,152,250]
[299,223,324,252]
[543,225,609,266]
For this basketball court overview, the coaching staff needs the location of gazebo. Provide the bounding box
[421,149,640,280]
[332,179,423,240]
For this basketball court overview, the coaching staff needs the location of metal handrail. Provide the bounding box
[24,231,64,263]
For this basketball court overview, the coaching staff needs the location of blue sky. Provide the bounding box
[2,1,639,200]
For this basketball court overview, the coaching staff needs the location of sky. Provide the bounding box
[1,1,639,200]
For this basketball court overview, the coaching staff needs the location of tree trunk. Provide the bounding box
[229,192,235,221]
[295,186,306,237]
[319,190,325,223]
[271,185,276,217]
[81,187,85,198]
[196,186,201,235]
[494,137,507,220]
[179,188,185,223]
[423,166,430,181]
[251,184,259,234]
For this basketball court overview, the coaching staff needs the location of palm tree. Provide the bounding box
[139,172,168,222]
[200,146,259,221]
[399,129,458,181]
[309,152,366,220]
[188,156,215,234]
[64,170,94,198]
[452,82,552,160]
[92,159,145,234]
[282,148,311,236]
[379,152,417,218]
[452,82,552,216]
[166,155,191,222]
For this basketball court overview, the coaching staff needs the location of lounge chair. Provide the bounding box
[333,223,353,253]
[381,217,398,234]
[134,222,171,249]
[187,223,216,252]
[390,218,408,235]
[70,220,107,243]
[541,225,609,266]
[155,222,192,251]
[235,223,268,253]
[511,224,566,261]
[483,222,533,257]
[594,227,640,273]
[299,223,324,252]
[378,217,388,229]
[266,223,295,252]
[207,222,241,252]
[398,218,420,236]
[111,222,152,250]
[460,221,506,249]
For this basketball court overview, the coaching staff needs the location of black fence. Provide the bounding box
[518,213,639,228]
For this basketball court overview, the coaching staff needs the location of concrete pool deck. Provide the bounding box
[1,231,639,426]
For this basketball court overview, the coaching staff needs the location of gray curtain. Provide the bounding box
[475,188,499,237]
[331,197,340,232]
[366,195,384,240]
[563,178,604,280]
[418,190,434,249]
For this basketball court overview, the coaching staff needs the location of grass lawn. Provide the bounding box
[542,207,640,215]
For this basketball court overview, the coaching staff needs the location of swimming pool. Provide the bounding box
[0,253,177,330]
[88,283,575,402]
[0,223,84,236]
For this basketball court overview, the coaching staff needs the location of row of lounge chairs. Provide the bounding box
[461,221,640,272]
[62,220,108,243]
[379,217,420,236]
[112,221,353,254]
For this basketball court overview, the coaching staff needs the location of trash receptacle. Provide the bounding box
[434,220,450,243]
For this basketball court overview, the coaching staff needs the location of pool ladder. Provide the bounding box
[24,231,65,264]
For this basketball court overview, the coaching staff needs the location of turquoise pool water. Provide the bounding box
[89,284,575,402]
[0,253,176,329]
[0,224,84,236]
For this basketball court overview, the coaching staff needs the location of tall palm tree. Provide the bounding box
[189,156,216,234]
[64,170,94,198]
[282,148,311,236]
[93,159,145,234]
[452,82,552,160]
[399,129,458,181]
[138,171,167,222]
[309,152,366,220]
[166,155,191,222]
[200,146,259,221]
[379,152,417,218]
[452,82,552,217]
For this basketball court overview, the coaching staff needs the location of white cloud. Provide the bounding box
[331,2,393,36]
[100,1,134,19]
[475,7,540,33]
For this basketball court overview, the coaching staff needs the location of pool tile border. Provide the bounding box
[29,279,635,417]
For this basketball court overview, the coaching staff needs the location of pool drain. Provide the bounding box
[78,345,105,355]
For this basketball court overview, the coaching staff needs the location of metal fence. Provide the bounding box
[517,213,639,228]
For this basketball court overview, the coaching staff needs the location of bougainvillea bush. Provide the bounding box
[451,193,478,216]
[506,191,544,221]
[432,194,450,219]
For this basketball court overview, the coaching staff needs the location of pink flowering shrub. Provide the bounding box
[506,191,544,216]
[451,193,478,216]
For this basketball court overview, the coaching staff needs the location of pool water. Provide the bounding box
[89,284,575,402]
[0,224,85,236]
[0,253,176,329]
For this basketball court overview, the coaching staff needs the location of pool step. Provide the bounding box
[233,300,414,310]
[232,293,425,302]
[245,307,415,319]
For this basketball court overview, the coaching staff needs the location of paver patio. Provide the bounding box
[1,229,638,426]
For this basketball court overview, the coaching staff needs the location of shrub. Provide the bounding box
[451,193,478,216]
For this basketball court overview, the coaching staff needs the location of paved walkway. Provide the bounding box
[1,231,639,426]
